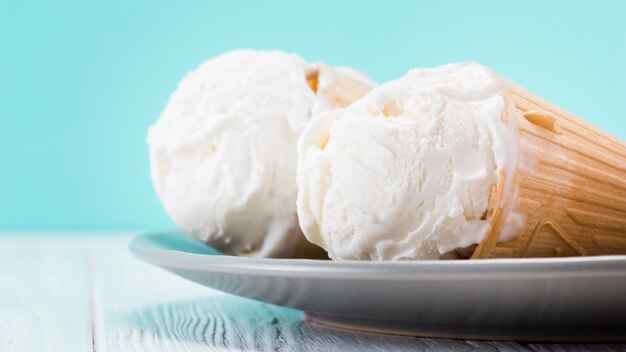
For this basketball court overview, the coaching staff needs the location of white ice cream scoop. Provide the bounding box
[148,50,373,258]
[297,62,517,260]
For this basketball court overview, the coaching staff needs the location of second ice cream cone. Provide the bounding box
[472,79,626,259]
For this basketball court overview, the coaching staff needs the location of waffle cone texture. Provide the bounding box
[471,77,626,259]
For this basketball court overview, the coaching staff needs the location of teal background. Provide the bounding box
[1,0,624,231]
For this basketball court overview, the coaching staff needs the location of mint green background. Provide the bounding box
[1,0,624,231]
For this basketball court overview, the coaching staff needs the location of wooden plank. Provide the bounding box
[0,235,92,352]
[92,235,224,352]
[4,234,617,352]
[0,233,620,352]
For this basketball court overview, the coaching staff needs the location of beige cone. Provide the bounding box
[308,65,374,109]
[471,78,626,259]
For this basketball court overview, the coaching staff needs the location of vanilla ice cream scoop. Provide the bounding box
[148,50,373,257]
[297,63,517,260]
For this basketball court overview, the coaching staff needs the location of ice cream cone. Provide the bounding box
[308,65,374,110]
[149,50,375,259]
[471,78,626,259]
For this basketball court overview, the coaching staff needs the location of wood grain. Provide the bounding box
[0,235,92,352]
[1,234,626,351]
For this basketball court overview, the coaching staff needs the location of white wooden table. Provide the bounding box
[1,234,625,352]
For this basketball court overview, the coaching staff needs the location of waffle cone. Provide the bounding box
[309,66,373,110]
[471,78,626,259]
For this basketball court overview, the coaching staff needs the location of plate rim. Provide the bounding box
[130,231,626,280]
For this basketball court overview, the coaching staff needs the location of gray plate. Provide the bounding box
[130,231,626,342]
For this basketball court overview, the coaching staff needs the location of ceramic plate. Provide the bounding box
[130,231,626,342]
